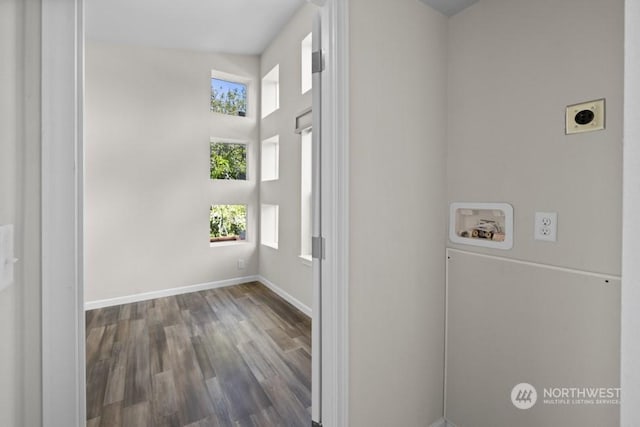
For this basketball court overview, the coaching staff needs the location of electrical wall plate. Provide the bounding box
[565,98,605,135]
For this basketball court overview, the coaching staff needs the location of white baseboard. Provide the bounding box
[256,275,312,318]
[84,275,313,319]
[84,275,259,310]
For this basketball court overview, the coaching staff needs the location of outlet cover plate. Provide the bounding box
[565,99,605,135]
[534,212,557,242]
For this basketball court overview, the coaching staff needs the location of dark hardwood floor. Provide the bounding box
[85,281,312,427]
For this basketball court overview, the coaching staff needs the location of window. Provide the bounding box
[210,205,247,243]
[261,136,279,181]
[261,65,280,118]
[210,77,247,116]
[301,33,313,94]
[300,131,313,259]
[210,141,247,180]
[261,204,279,249]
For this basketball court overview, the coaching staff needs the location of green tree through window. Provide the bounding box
[210,205,247,242]
[210,142,247,180]
[210,78,247,116]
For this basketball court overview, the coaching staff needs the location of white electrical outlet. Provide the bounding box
[237,259,246,270]
[534,212,557,242]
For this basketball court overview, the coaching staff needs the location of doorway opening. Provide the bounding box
[83,0,321,425]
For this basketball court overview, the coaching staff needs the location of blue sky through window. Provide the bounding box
[210,78,247,116]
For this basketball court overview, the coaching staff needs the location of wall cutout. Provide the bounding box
[261,65,280,118]
[449,202,514,249]
[261,136,279,181]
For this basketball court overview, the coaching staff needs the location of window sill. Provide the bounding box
[261,242,279,250]
[210,240,249,248]
[299,255,312,267]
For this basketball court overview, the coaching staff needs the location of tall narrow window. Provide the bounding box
[301,33,313,94]
[210,141,247,180]
[210,205,247,243]
[261,65,280,118]
[261,136,279,181]
[261,204,279,249]
[300,130,313,260]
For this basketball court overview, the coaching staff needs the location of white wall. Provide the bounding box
[622,0,640,424]
[85,42,260,302]
[447,0,623,275]
[258,4,316,310]
[446,0,624,425]
[0,1,42,425]
[0,1,20,425]
[349,0,448,425]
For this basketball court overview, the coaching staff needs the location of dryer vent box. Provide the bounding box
[565,99,605,135]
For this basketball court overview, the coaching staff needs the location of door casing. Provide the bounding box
[40,0,350,426]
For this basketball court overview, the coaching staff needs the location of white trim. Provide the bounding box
[84,276,259,311]
[622,0,640,425]
[42,1,349,426]
[319,0,350,425]
[85,275,312,319]
[257,275,312,317]
[41,0,85,426]
[447,248,621,281]
[443,250,451,418]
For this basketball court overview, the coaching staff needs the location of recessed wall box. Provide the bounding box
[449,202,514,250]
[565,99,605,134]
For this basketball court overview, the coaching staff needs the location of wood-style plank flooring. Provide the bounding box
[85,282,311,427]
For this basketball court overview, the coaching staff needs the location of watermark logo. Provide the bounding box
[511,383,538,410]
[510,383,621,408]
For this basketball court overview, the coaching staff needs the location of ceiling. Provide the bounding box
[85,0,307,55]
[419,0,479,16]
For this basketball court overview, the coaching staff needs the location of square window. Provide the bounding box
[210,77,247,116]
[210,204,247,243]
[210,141,247,180]
[261,204,279,249]
[261,65,280,118]
[261,136,279,181]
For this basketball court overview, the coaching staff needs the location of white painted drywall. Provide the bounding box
[349,0,448,425]
[446,0,624,425]
[258,4,316,309]
[0,1,20,425]
[85,42,260,302]
[447,0,624,276]
[446,250,620,427]
[622,0,640,424]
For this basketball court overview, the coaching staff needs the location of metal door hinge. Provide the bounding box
[312,236,325,260]
[312,50,324,73]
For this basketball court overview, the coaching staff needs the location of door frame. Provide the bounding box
[622,0,640,425]
[40,0,349,426]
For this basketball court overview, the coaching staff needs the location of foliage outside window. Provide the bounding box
[210,78,247,116]
[210,142,247,180]
[210,205,247,243]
